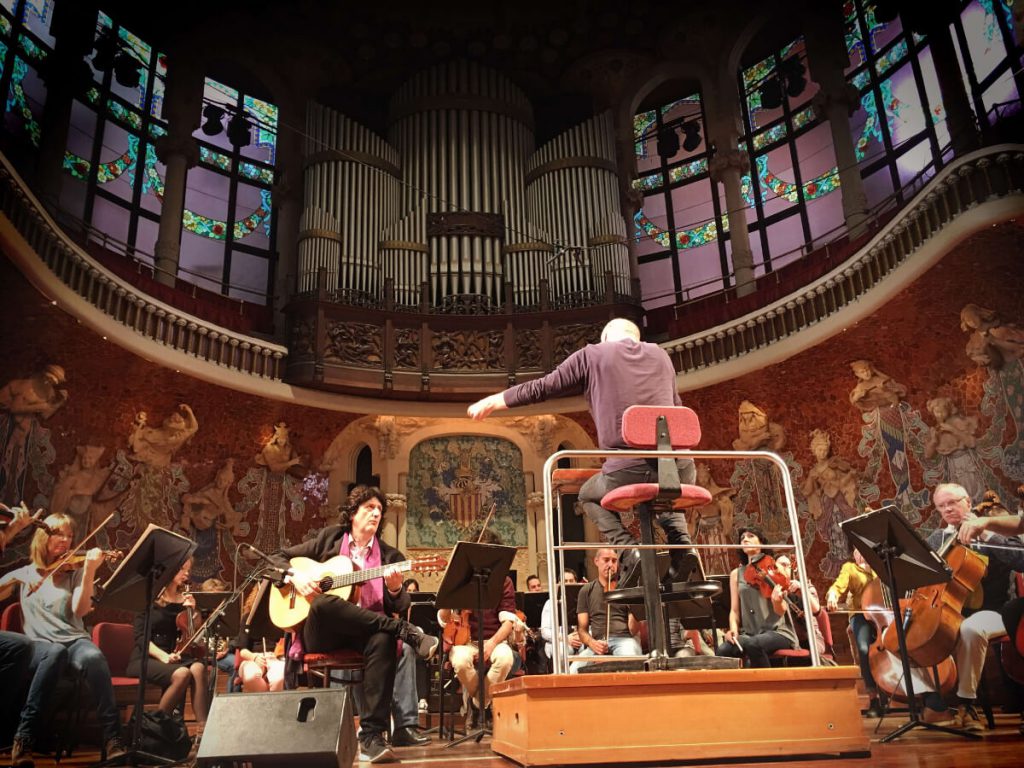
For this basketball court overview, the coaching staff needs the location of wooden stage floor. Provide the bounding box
[9,709,1022,767]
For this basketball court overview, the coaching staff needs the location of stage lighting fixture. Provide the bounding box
[681,121,702,152]
[656,125,680,158]
[226,110,252,147]
[201,104,226,136]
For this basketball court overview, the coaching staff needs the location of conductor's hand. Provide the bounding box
[288,569,321,598]
[467,393,506,421]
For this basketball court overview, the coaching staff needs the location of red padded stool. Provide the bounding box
[599,405,715,667]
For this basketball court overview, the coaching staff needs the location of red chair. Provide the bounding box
[1,601,24,632]
[91,622,162,721]
[598,406,716,663]
[772,609,836,666]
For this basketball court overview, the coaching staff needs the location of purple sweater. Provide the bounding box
[503,338,681,472]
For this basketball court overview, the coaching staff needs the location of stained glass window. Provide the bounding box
[181,76,278,303]
[0,0,53,155]
[60,11,166,268]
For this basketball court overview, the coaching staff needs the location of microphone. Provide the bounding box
[241,543,288,576]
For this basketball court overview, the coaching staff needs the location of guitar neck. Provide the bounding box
[328,559,412,590]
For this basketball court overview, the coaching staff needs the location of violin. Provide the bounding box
[174,601,209,658]
[743,555,804,618]
[51,550,123,573]
[442,609,473,652]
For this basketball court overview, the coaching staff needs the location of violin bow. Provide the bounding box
[27,512,115,595]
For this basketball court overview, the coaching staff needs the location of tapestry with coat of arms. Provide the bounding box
[405,436,527,547]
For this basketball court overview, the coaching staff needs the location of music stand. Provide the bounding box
[841,506,978,742]
[522,592,547,630]
[435,542,515,747]
[96,524,196,765]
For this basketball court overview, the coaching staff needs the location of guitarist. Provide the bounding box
[270,485,439,764]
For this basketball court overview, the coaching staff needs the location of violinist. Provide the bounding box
[540,569,582,670]
[773,554,826,656]
[438,530,519,727]
[525,575,543,593]
[0,512,125,766]
[573,548,641,673]
[825,548,881,716]
[930,483,1024,730]
[126,557,210,737]
[716,526,798,668]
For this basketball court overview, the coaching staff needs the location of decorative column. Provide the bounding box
[805,8,870,236]
[527,491,547,585]
[152,55,203,288]
[271,92,306,339]
[703,74,756,297]
[709,146,755,295]
[900,1,979,155]
[34,1,96,206]
[384,493,405,551]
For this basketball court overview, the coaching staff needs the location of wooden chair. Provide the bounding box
[302,649,365,688]
[598,405,717,665]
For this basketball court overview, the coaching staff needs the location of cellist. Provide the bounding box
[924,483,1024,730]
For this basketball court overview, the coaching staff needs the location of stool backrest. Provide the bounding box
[621,406,701,449]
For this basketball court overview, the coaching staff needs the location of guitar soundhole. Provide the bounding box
[319,578,331,593]
[297,697,317,723]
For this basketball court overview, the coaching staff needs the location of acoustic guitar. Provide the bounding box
[268,554,447,629]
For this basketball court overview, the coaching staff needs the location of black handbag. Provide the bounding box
[130,710,192,761]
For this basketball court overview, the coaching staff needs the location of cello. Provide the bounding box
[880,523,987,668]
[861,577,957,700]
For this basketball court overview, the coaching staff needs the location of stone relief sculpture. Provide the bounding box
[732,400,786,451]
[0,365,68,503]
[128,404,199,468]
[961,303,1024,369]
[959,304,1024,483]
[850,360,929,523]
[686,463,736,576]
[922,397,990,502]
[849,359,907,411]
[182,459,243,535]
[51,445,114,540]
[728,401,799,544]
[237,423,307,557]
[256,422,305,475]
[801,430,859,579]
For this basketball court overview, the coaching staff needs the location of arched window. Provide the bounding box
[0,0,54,157]
[181,76,278,303]
[61,10,166,264]
[632,88,723,309]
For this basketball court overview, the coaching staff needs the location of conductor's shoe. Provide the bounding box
[391,726,431,747]
[400,622,439,661]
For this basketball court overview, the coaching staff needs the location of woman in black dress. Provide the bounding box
[127,558,210,729]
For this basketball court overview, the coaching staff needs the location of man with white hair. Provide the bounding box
[468,318,696,581]
[922,482,1024,729]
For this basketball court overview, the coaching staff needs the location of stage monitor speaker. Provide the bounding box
[196,688,355,768]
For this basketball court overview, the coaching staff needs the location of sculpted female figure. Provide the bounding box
[801,430,859,578]
[849,360,906,411]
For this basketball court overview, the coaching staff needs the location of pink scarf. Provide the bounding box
[340,532,384,614]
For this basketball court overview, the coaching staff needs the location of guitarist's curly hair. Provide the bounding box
[338,484,387,532]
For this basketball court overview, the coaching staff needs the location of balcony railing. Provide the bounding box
[0,156,287,380]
